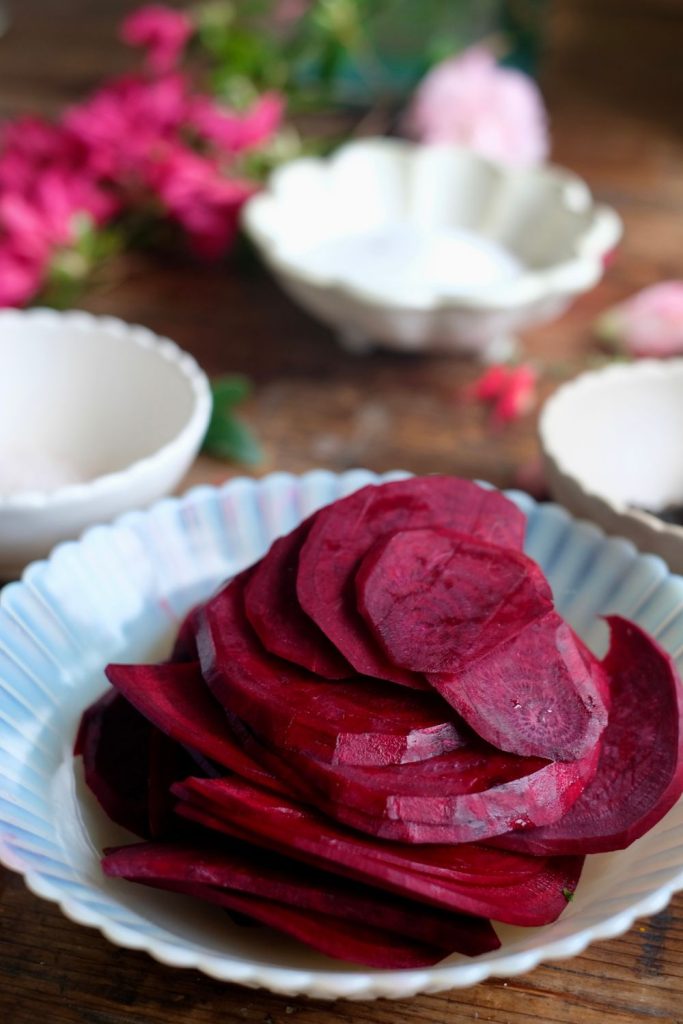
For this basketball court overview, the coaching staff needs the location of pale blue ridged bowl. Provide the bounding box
[1,470,683,1000]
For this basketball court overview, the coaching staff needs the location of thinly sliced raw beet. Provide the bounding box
[105,659,290,795]
[75,691,152,837]
[358,527,608,762]
[218,704,598,844]
[172,776,584,925]
[243,519,352,679]
[493,617,683,855]
[102,841,500,955]
[198,577,467,768]
[297,477,526,684]
[122,875,460,968]
[147,730,198,838]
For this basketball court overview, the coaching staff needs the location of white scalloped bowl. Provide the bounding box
[242,139,622,359]
[1,470,683,1000]
[540,359,683,575]
[0,309,211,578]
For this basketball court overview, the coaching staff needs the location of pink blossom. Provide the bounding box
[405,47,549,167]
[121,4,193,74]
[596,282,683,358]
[64,73,190,179]
[149,145,257,259]
[0,244,44,306]
[189,92,284,154]
[274,0,311,24]
[470,363,538,423]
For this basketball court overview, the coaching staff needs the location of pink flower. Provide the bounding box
[596,282,683,358]
[149,145,257,259]
[120,4,193,74]
[64,73,190,179]
[405,47,549,167]
[0,243,44,306]
[470,363,538,424]
[189,92,284,154]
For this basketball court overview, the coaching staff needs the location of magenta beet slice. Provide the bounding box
[493,617,683,855]
[75,691,152,837]
[358,527,608,761]
[297,477,526,684]
[104,659,289,795]
[198,577,467,768]
[243,519,352,678]
[102,841,499,956]
[217,709,599,844]
[173,776,584,926]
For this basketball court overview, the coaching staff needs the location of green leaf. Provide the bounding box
[562,887,575,903]
[203,413,263,465]
[202,375,262,465]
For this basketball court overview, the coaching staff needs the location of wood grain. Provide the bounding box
[2,1,683,1021]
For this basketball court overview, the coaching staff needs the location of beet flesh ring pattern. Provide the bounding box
[73,476,683,968]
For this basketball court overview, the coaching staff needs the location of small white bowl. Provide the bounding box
[242,138,622,359]
[540,359,683,574]
[0,309,211,578]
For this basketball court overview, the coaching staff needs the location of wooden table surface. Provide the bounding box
[2,2,683,1021]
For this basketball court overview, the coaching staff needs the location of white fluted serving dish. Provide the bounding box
[1,469,683,999]
[242,139,622,359]
[0,309,211,577]
[540,359,683,574]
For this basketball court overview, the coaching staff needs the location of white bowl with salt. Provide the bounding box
[0,309,211,578]
[243,138,621,359]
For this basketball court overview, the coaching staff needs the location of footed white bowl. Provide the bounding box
[242,139,622,359]
[540,359,683,574]
[1,470,683,1000]
[0,309,211,578]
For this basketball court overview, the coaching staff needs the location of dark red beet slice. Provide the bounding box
[147,730,199,839]
[214,700,598,845]
[75,691,152,837]
[297,477,525,684]
[102,841,500,956]
[173,776,584,926]
[198,578,467,769]
[493,617,683,855]
[243,519,352,679]
[104,659,289,795]
[358,527,608,762]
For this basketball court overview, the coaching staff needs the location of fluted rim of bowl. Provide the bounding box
[1,470,683,999]
[0,308,212,510]
[241,138,623,314]
[540,358,683,540]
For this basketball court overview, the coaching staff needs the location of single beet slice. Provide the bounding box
[216,703,598,845]
[75,691,152,837]
[243,519,352,679]
[198,577,467,768]
[105,659,289,795]
[297,477,525,685]
[173,776,584,926]
[356,527,554,674]
[102,840,499,956]
[147,730,199,839]
[358,527,608,762]
[493,617,683,855]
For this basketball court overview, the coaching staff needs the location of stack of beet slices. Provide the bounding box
[75,477,683,968]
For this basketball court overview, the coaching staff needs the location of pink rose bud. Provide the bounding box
[595,282,683,358]
[405,46,549,167]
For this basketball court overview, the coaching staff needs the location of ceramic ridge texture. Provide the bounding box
[242,138,622,357]
[540,358,683,575]
[1,470,683,1000]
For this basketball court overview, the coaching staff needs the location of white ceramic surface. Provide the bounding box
[242,139,622,359]
[540,359,683,575]
[0,309,211,578]
[1,469,683,1000]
